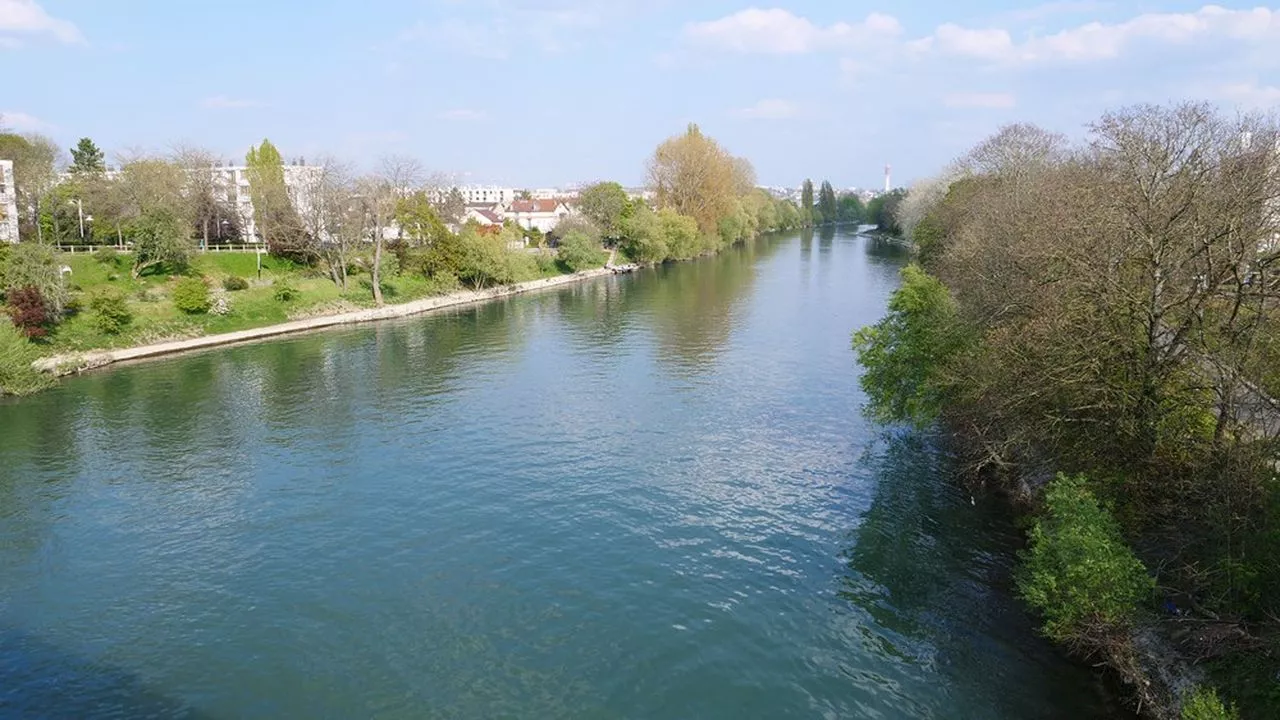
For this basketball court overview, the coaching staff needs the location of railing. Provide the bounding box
[54,243,266,254]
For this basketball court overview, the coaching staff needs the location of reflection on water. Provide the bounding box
[0,230,1112,718]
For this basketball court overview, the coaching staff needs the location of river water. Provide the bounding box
[0,228,1114,719]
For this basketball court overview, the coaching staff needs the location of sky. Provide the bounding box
[2,1,1279,189]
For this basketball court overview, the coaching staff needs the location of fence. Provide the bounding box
[54,243,266,255]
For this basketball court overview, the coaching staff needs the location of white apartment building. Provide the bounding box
[455,185,516,207]
[209,165,324,242]
[0,160,17,243]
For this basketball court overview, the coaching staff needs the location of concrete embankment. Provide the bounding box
[36,268,618,377]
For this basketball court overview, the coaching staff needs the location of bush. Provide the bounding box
[1182,686,1239,720]
[5,286,53,338]
[172,277,211,314]
[556,230,603,273]
[222,275,249,291]
[0,319,51,396]
[273,281,299,302]
[88,289,133,335]
[93,247,119,265]
[1017,474,1154,643]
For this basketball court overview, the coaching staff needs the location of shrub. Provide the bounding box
[556,230,603,273]
[0,319,51,396]
[172,277,211,314]
[3,242,68,313]
[93,247,119,265]
[5,286,53,338]
[273,281,299,302]
[1181,686,1239,720]
[1017,474,1154,643]
[88,289,133,335]
[222,275,249,291]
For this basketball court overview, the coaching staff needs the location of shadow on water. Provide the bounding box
[0,627,210,719]
[840,432,1125,720]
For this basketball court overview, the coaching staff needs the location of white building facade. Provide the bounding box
[0,160,17,243]
[507,199,572,234]
[209,164,325,242]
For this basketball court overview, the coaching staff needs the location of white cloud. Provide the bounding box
[917,5,1280,64]
[732,99,799,120]
[200,96,261,109]
[0,0,83,45]
[437,109,488,121]
[0,110,54,132]
[684,8,901,55]
[943,92,1017,109]
[1221,81,1280,110]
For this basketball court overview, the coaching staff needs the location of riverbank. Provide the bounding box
[35,267,618,377]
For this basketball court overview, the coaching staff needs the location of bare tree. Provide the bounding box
[357,155,422,306]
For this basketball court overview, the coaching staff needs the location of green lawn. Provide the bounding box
[44,252,450,355]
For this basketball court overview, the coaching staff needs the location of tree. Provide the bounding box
[800,179,814,226]
[2,242,67,313]
[556,230,602,272]
[130,208,192,277]
[246,139,309,259]
[836,193,864,224]
[818,180,837,224]
[647,124,752,237]
[357,155,422,305]
[69,137,106,175]
[620,204,668,263]
[173,145,239,248]
[576,181,631,241]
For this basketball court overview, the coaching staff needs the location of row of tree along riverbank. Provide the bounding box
[855,102,1280,720]
[1,124,807,396]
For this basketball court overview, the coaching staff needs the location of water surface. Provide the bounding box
[0,229,1112,718]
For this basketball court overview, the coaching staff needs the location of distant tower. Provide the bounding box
[884,164,892,193]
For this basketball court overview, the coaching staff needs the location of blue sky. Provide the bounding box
[3,1,1278,188]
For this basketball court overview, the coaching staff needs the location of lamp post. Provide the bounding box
[69,198,85,240]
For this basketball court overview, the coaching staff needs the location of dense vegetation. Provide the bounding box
[855,102,1280,719]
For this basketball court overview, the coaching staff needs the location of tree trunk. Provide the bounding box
[372,233,384,307]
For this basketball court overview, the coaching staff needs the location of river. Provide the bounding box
[0,228,1115,719]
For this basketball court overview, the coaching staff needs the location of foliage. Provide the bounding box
[222,275,249,291]
[0,319,51,396]
[801,179,814,225]
[172,277,211,314]
[2,242,67,313]
[550,215,601,245]
[648,123,754,236]
[657,209,701,260]
[1017,474,1153,643]
[69,137,106,174]
[273,281,300,302]
[131,208,193,278]
[865,189,906,235]
[1181,686,1239,720]
[5,286,53,338]
[557,230,603,272]
[246,139,310,260]
[836,193,864,224]
[576,181,632,240]
[852,265,970,427]
[88,288,132,335]
[817,180,837,223]
[620,204,669,263]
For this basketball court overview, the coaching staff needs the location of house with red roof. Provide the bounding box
[505,198,572,234]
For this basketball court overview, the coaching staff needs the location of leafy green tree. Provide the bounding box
[818,180,837,223]
[246,139,309,259]
[657,209,700,260]
[576,181,632,240]
[0,132,59,240]
[69,137,106,174]
[2,242,67,313]
[648,124,754,236]
[131,208,192,278]
[620,204,668,263]
[1017,474,1154,644]
[556,230,603,272]
[852,264,970,427]
[836,193,864,223]
[800,179,814,226]
[1181,686,1239,720]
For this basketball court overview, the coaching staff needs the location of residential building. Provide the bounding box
[0,160,17,243]
[454,185,516,207]
[208,164,325,242]
[464,207,504,228]
[506,199,572,234]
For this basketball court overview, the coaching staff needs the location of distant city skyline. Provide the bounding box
[4,1,1278,189]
